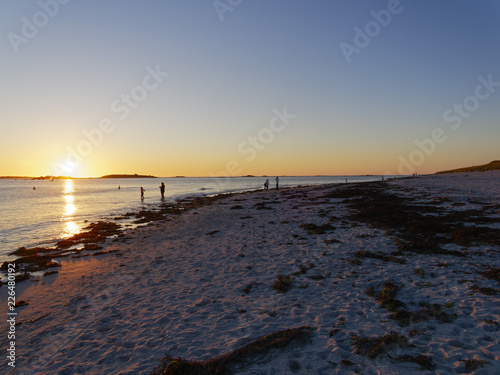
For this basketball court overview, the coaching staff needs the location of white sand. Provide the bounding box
[1,171,499,374]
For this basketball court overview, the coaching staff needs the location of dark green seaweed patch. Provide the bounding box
[151,327,314,375]
[390,303,455,327]
[324,182,498,256]
[351,331,408,359]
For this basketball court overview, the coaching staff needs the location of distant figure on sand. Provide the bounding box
[159,182,165,199]
[140,187,145,200]
[275,176,279,189]
[264,179,269,190]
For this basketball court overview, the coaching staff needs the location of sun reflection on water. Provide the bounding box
[61,179,81,238]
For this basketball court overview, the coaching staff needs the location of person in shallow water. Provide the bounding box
[264,179,269,190]
[159,182,165,199]
[140,187,145,200]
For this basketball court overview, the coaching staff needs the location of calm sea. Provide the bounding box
[0,176,389,261]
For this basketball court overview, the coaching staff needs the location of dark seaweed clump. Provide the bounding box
[351,331,408,359]
[390,303,455,327]
[374,281,406,312]
[462,359,489,372]
[300,223,335,235]
[0,253,61,274]
[480,268,500,284]
[271,275,295,293]
[354,251,406,264]
[56,221,121,249]
[324,182,499,256]
[151,327,314,375]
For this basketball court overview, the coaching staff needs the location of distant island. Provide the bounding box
[100,174,157,179]
[436,160,500,174]
[31,176,72,180]
[0,176,32,179]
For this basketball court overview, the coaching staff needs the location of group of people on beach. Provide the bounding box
[140,177,278,201]
[264,177,279,190]
[139,182,165,200]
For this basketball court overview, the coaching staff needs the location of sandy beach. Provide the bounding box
[1,172,499,374]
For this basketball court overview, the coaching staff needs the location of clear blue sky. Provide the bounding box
[1,0,499,177]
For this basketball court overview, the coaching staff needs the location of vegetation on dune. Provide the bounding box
[436,160,500,174]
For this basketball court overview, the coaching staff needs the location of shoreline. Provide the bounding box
[0,175,391,258]
[0,179,384,278]
[1,172,499,374]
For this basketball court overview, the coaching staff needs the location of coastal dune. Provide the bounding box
[2,172,499,374]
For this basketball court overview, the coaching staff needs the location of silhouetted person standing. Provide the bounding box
[159,182,165,199]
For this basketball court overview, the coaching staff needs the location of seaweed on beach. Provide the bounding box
[366,281,454,326]
[151,326,314,375]
[391,354,436,371]
[292,263,315,275]
[375,281,406,312]
[450,223,500,247]
[462,358,489,372]
[83,243,104,251]
[351,331,408,359]
[390,303,455,327]
[354,251,406,264]
[9,246,53,256]
[1,221,122,278]
[14,272,31,282]
[480,267,500,284]
[56,221,121,249]
[253,201,275,210]
[323,183,490,256]
[300,222,335,235]
[1,253,61,273]
[271,274,295,293]
[469,284,499,296]
[133,210,166,224]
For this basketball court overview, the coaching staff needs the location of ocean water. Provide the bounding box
[0,176,388,261]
